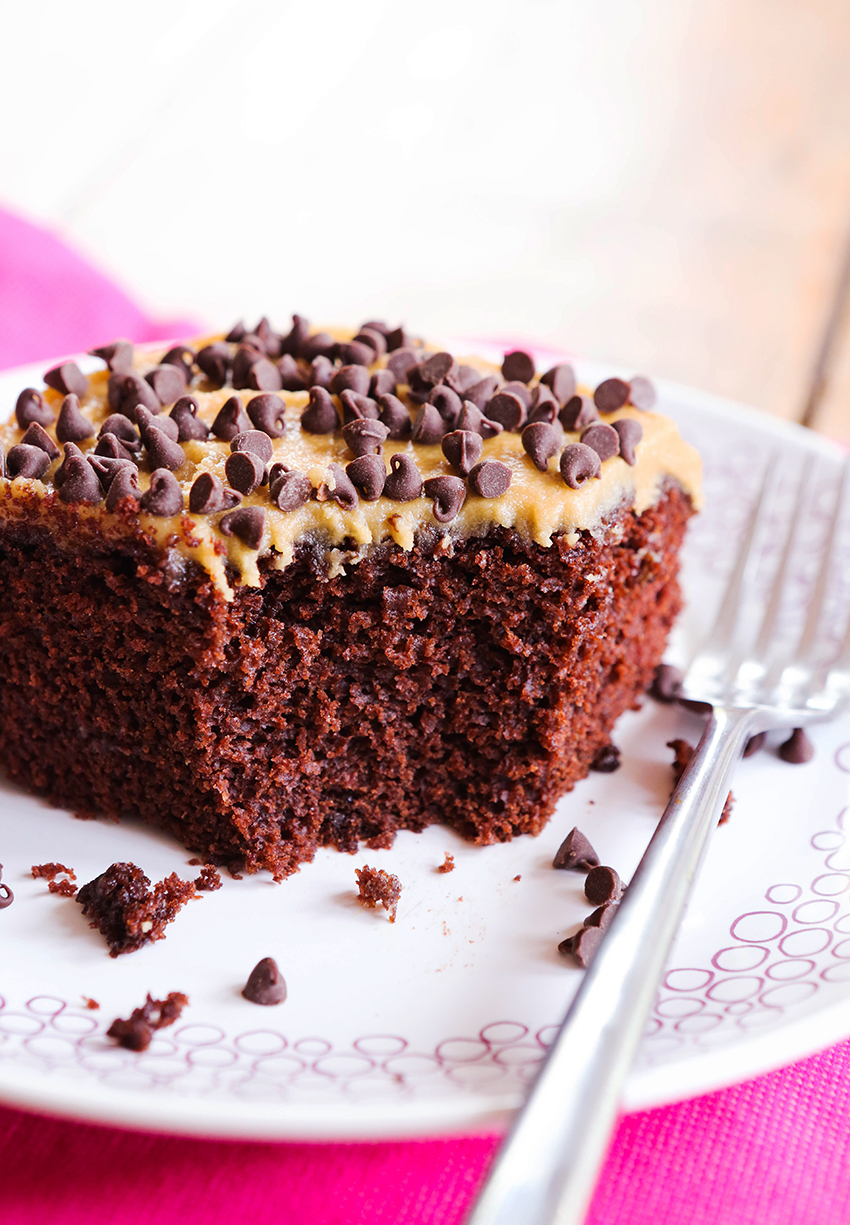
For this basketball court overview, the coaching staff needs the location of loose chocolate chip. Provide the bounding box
[590,744,621,773]
[412,402,446,445]
[486,392,526,432]
[20,422,60,459]
[779,728,815,764]
[280,314,311,358]
[301,386,339,434]
[94,433,139,464]
[55,394,94,443]
[189,472,242,514]
[196,343,231,387]
[302,333,337,363]
[331,365,371,397]
[628,375,656,411]
[468,460,511,498]
[225,320,247,343]
[135,405,179,443]
[109,372,161,417]
[580,422,620,462]
[55,443,103,503]
[463,376,501,410]
[44,361,88,398]
[455,400,503,438]
[441,429,483,476]
[649,663,683,704]
[336,340,375,368]
[354,328,387,360]
[346,454,386,501]
[271,468,312,512]
[423,474,466,523]
[242,956,287,1006]
[229,344,262,388]
[566,924,605,968]
[220,506,266,550]
[170,396,209,442]
[225,450,266,495]
[383,453,423,502]
[6,444,51,480]
[317,462,359,511]
[378,393,412,439]
[99,414,142,448]
[340,390,379,423]
[559,395,599,432]
[105,465,141,512]
[559,442,601,488]
[429,384,462,425]
[419,351,457,388]
[212,395,253,442]
[145,364,187,406]
[540,363,577,406]
[89,340,134,373]
[140,469,184,516]
[386,349,420,381]
[521,422,560,471]
[88,455,136,492]
[308,355,336,389]
[342,418,388,457]
[585,866,623,906]
[15,388,53,429]
[247,393,287,437]
[586,902,619,932]
[276,353,307,391]
[160,345,195,380]
[743,732,767,758]
[370,369,397,399]
[144,425,186,472]
[231,430,274,464]
[612,418,643,465]
[594,377,630,413]
[553,827,600,871]
[501,350,535,384]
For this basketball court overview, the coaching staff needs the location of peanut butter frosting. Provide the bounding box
[0,320,702,601]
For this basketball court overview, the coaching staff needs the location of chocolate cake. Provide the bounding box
[0,319,701,879]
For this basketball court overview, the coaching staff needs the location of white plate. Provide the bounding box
[1,353,850,1141]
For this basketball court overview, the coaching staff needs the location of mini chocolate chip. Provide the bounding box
[594,377,630,413]
[540,363,577,406]
[55,443,103,503]
[423,475,466,523]
[585,865,623,906]
[553,827,600,871]
[562,924,605,967]
[378,393,412,439]
[145,364,187,406]
[386,349,420,381]
[302,333,337,363]
[501,350,535,384]
[501,380,532,408]
[144,425,186,472]
[590,744,621,773]
[580,422,620,461]
[301,386,339,434]
[231,430,274,464]
[455,401,503,439]
[44,361,87,398]
[212,395,253,441]
[346,454,386,501]
[649,663,683,703]
[271,468,312,512]
[189,472,242,514]
[342,418,388,457]
[242,956,287,1006]
[140,469,184,516]
[308,355,336,390]
[225,450,266,495]
[560,442,601,488]
[441,429,483,477]
[276,353,307,391]
[247,393,286,437]
[462,376,501,410]
[226,321,247,343]
[6,444,51,480]
[468,460,511,498]
[170,396,209,442]
[486,392,526,432]
[55,394,94,443]
[196,343,231,387]
[370,369,397,399]
[336,340,375,368]
[105,466,141,512]
[419,352,457,388]
[94,433,139,464]
[160,345,195,380]
[109,372,161,417]
[135,405,179,443]
[340,390,379,423]
[429,384,462,425]
[88,455,136,492]
[559,395,599,431]
[521,422,560,471]
[20,422,60,459]
[220,506,266,550]
[354,328,387,360]
[317,462,359,511]
[743,732,767,758]
[331,365,371,397]
[383,453,423,502]
[15,388,54,429]
[628,375,656,411]
[412,402,446,444]
[612,418,643,465]
[99,414,141,448]
[445,364,481,397]
[89,340,134,373]
[779,728,815,764]
[280,314,310,358]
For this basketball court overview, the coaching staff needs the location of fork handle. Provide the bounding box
[466,705,757,1225]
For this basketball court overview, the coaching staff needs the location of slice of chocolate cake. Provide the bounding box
[0,323,701,878]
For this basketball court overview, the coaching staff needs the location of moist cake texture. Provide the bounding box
[0,318,701,878]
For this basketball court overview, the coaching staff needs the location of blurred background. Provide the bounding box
[2,0,850,436]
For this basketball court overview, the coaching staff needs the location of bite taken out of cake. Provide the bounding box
[0,319,701,879]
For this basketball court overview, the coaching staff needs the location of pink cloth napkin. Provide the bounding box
[1,204,850,1225]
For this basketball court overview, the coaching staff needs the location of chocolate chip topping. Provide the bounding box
[594,377,631,413]
[385,327,410,352]
[370,369,397,399]
[161,345,195,380]
[20,421,60,459]
[242,956,287,1006]
[560,442,602,488]
[309,355,336,389]
[145,364,187,406]
[135,405,179,444]
[196,342,231,387]
[378,394,412,439]
[346,454,386,501]
[247,393,286,437]
[442,429,483,477]
[559,395,599,432]
[301,386,339,434]
[468,460,511,498]
[386,349,420,381]
[527,390,559,426]
[540,363,577,406]
[553,827,600,871]
[355,328,387,360]
[419,352,457,388]
[590,743,621,773]
[383,453,423,502]
[743,732,767,758]
[225,450,266,495]
[456,400,503,439]
[648,663,683,703]
[501,381,532,408]
[500,350,535,384]
[220,506,266,550]
[429,385,462,425]
[15,388,53,429]
[140,469,184,516]
[486,392,526,432]
[463,376,501,410]
[212,395,252,442]
[88,455,136,492]
[628,375,656,411]
[6,444,51,480]
[230,429,273,464]
[94,433,139,464]
[270,468,312,512]
[276,354,307,392]
[580,422,620,462]
[99,414,142,448]
[521,422,560,471]
[336,340,375,368]
[331,365,371,397]
[55,443,103,504]
[44,361,87,398]
[342,418,389,457]
[189,472,242,514]
[340,390,379,423]
[105,465,141,512]
[56,394,95,443]
[585,865,623,905]
[143,423,186,472]
[412,402,446,445]
[89,340,134,373]
[779,728,815,764]
[108,372,161,418]
[424,475,466,523]
[317,462,359,511]
[170,396,209,442]
[280,314,310,358]
[612,418,643,465]
[247,356,285,394]
[303,334,336,364]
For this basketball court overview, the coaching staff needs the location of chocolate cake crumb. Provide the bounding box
[107,991,189,1052]
[437,853,455,874]
[513,874,522,881]
[194,865,222,891]
[590,743,621,773]
[355,865,402,922]
[0,864,13,910]
[82,997,100,1010]
[76,862,197,956]
[553,827,600,872]
[668,740,734,823]
[32,862,78,896]
[242,957,287,1006]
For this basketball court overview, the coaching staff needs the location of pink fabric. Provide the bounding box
[2,203,850,1224]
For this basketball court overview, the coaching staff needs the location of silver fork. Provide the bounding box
[467,453,850,1225]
